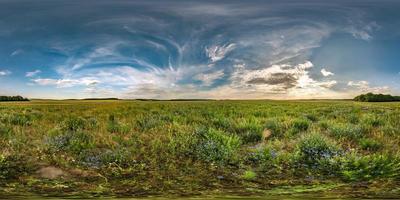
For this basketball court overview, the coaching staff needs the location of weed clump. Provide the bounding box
[235,118,263,144]
[46,129,95,155]
[196,128,241,164]
[107,115,130,134]
[264,118,287,138]
[359,138,382,151]
[62,116,87,131]
[339,154,400,181]
[242,170,257,180]
[0,154,32,180]
[295,133,341,167]
[287,118,310,136]
[328,124,365,141]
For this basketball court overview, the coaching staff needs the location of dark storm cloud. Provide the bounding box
[246,73,297,89]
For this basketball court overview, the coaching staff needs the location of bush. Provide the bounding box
[359,138,382,151]
[197,128,241,164]
[339,154,400,181]
[136,115,162,131]
[0,95,29,102]
[107,118,131,134]
[246,145,278,169]
[296,133,340,166]
[62,116,87,132]
[264,118,287,138]
[7,113,31,126]
[328,124,365,141]
[0,154,32,180]
[79,148,132,168]
[287,118,310,136]
[242,170,257,180]
[235,118,263,144]
[361,114,383,127]
[0,124,12,138]
[354,93,400,102]
[47,130,95,154]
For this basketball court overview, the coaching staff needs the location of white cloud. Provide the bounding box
[194,70,224,86]
[0,70,11,76]
[227,61,339,98]
[321,68,334,77]
[25,70,41,77]
[348,80,389,93]
[206,43,236,63]
[33,77,99,88]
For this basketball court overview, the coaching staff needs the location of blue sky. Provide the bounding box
[0,0,399,99]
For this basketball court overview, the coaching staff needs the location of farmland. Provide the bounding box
[0,100,399,197]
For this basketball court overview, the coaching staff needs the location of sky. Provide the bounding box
[0,0,400,99]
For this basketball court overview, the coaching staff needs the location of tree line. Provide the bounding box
[0,95,29,101]
[354,93,400,102]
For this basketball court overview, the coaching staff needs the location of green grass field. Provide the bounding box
[1,100,399,197]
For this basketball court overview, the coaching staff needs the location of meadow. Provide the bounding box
[0,100,399,197]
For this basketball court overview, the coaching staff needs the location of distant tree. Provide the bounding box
[354,93,400,102]
[0,95,29,101]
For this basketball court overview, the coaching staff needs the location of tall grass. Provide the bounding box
[0,100,399,195]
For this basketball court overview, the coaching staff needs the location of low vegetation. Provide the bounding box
[0,100,399,197]
[354,93,400,102]
[0,95,29,101]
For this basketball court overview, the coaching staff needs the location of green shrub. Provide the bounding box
[264,118,287,138]
[212,117,232,130]
[346,114,360,124]
[0,154,32,180]
[8,113,31,126]
[304,113,318,122]
[381,125,398,136]
[287,118,310,136]
[339,154,400,181]
[79,148,132,168]
[62,116,86,131]
[197,128,241,164]
[234,118,263,144]
[242,131,263,144]
[246,145,278,169]
[47,130,95,154]
[242,170,257,180]
[359,138,382,151]
[0,124,12,138]
[318,120,330,130]
[136,115,162,131]
[296,133,340,166]
[362,114,383,127]
[328,124,365,141]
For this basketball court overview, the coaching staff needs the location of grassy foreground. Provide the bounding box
[0,100,399,197]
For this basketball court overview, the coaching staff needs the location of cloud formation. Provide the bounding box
[0,70,11,76]
[26,70,41,77]
[0,0,398,99]
[348,81,389,93]
[321,69,334,77]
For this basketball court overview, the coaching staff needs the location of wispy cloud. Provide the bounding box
[194,70,224,86]
[10,49,23,57]
[25,70,41,77]
[0,70,11,76]
[33,77,99,88]
[206,43,236,63]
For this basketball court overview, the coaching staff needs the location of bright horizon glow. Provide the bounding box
[0,0,399,99]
